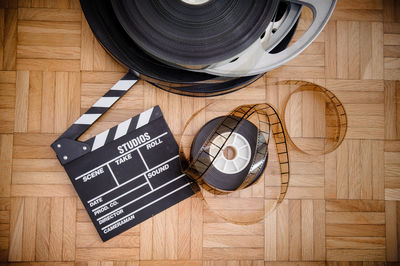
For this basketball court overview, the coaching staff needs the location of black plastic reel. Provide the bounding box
[190,116,267,191]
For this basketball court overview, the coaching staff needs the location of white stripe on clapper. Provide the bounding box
[114,118,132,140]
[92,129,110,151]
[74,114,102,125]
[136,107,154,129]
[93,97,119,108]
[110,80,137,91]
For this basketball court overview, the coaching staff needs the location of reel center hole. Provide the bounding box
[223,146,237,160]
[181,0,211,5]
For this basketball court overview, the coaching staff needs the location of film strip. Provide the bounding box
[179,81,347,224]
[279,80,347,155]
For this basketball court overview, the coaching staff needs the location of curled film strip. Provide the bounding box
[280,80,347,155]
[180,103,289,224]
[179,81,347,225]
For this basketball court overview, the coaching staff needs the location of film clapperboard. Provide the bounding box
[51,72,196,241]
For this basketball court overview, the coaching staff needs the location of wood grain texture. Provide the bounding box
[1,0,400,264]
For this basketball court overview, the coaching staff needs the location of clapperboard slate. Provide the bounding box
[51,73,195,241]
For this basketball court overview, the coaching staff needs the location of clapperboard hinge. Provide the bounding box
[51,71,139,165]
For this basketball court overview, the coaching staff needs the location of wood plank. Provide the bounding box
[18,8,81,21]
[54,72,68,133]
[31,0,69,8]
[165,205,178,260]
[177,198,191,259]
[22,197,37,261]
[324,150,336,199]
[75,248,139,261]
[385,80,398,139]
[332,9,383,22]
[62,197,76,261]
[276,200,289,261]
[326,224,385,237]
[3,8,17,70]
[16,59,80,72]
[326,236,385,249]
[288,200,301,261]
[67,71,80,125]
[141,261,201,266]
[325,200,385,212]
[0,70,16,83]
[202,248,263,260]
[49,197,63,261]
[301,200,313,260]
[336,0,383,10]
[385,201,398,261]
[264,201,276,261]
[349,21,361,79]
[337,141,349,199]
[80,16,94,71]
[13,145,54,159]
[265,263,325,266]
[337,21,349,79]
[139,219,152,260]
[327,79,384,92]
[327,249,385,261]
[204,223,264,236]
[35,197,50,261]
[386,188,400,200]
[8,197,24,261]
[348,140,361,199]
[372,141,385,200]
[27,71,42,132]
[190,197,202,260]
[18,31,80,47]
[371,22,384,79]
[360,22,373,79]
[76,235,139,248]
[360,140,373,199]
[152,211,165,259]
[203,235,264,248]
[326,212,385,224]
[41,71,55,133]
[313,200,325,261]
[14,70,29,132]
[0,134,12,197]
[17,45,80,60]
[13,158,63,172]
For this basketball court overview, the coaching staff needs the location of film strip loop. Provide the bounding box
[279,80,347,155]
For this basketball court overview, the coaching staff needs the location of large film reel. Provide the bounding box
[80,0,293,96]
[111,0,280,67]
[202,0,337,77]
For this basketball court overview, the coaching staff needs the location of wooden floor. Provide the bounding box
[0,0,400,265]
